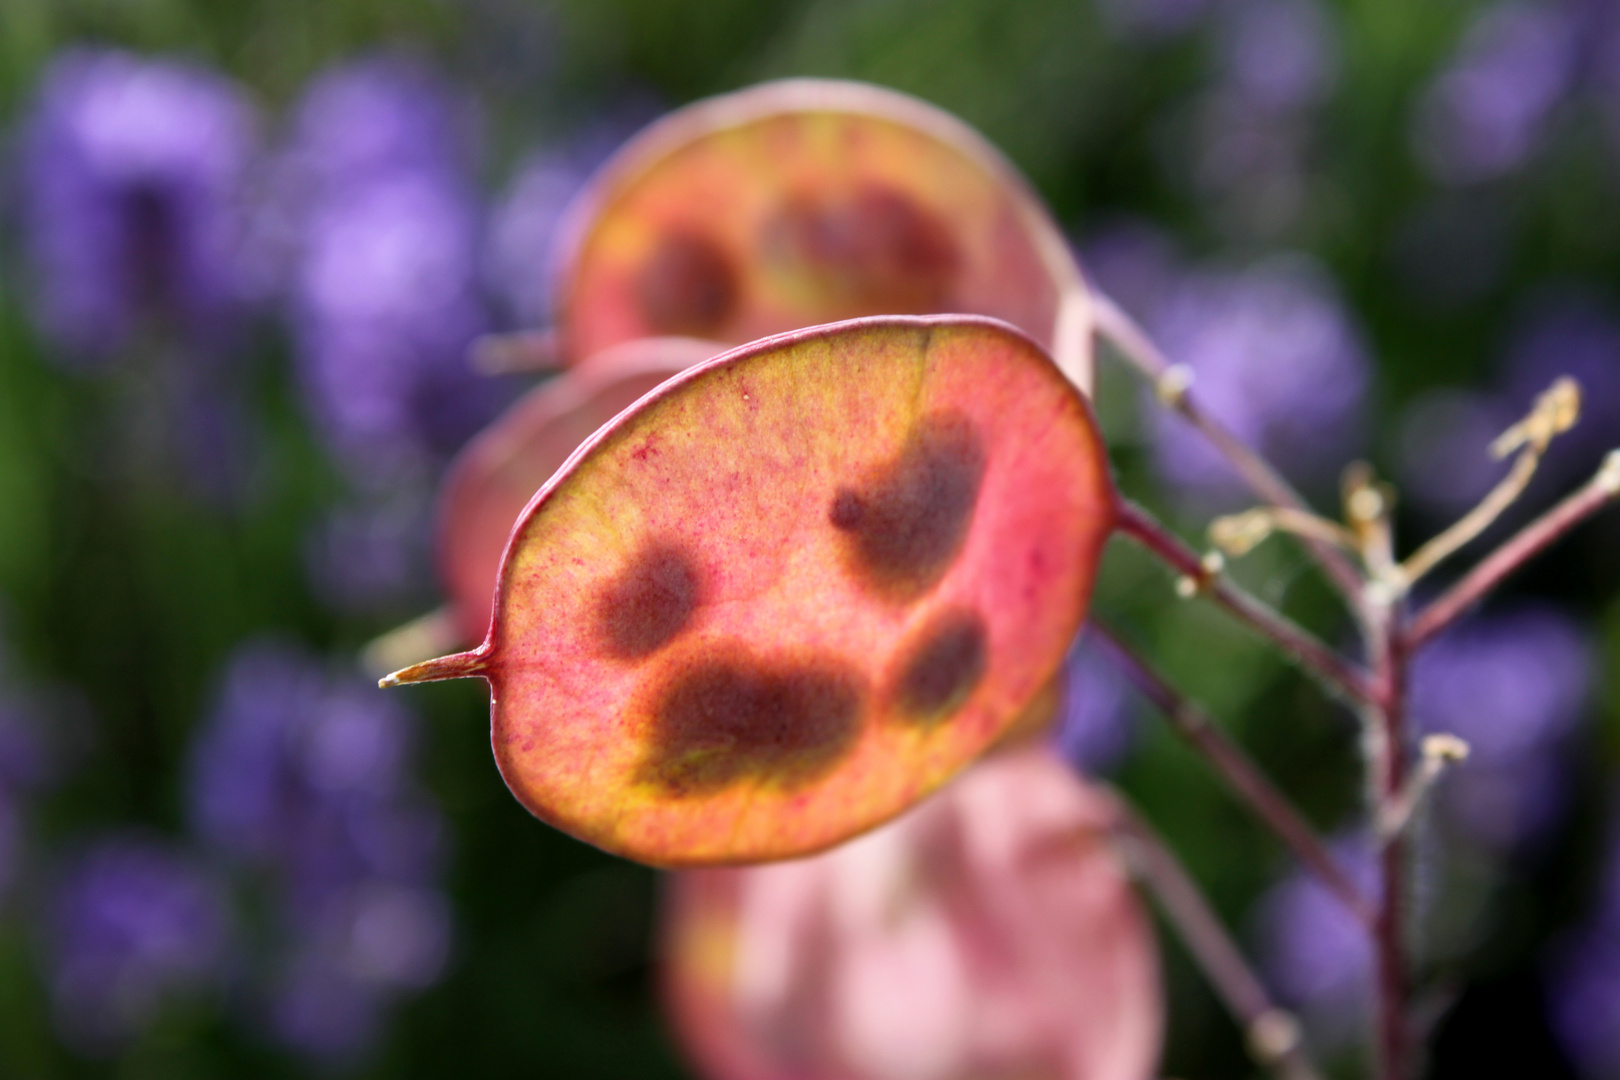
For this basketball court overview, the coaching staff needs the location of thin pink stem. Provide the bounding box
[1367,611,1412,1080]
[1407,452,1620,649]
[1109,798,1325,1080]
[1092,291,1366,604]
[1093,625,1376,928]
[1115,501,1374,705]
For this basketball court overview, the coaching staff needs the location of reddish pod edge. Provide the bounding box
[436,337,727,646]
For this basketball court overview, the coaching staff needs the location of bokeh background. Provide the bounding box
[0,0,1617,1076]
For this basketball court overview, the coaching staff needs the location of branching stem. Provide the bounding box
[1366,605,1413,1080]
[1376,734,1469,840]
[1107,798,1326,1080]
[1115,500,1374,705]
[1091,293,1617,1080]
[1396,441,1539,588]
[1093,624,1375,927]
[1407,450,1620,648]
[1091,291,1366,602]
[1210,506,1362,560]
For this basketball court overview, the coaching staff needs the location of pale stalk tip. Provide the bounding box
[1210,510,1271,557]
[1248,1009,1303,1065]
[1156,364,1195,406]
[1599,449,1620,496]
[1346,485,1386,524]
[1421,732,1470,763]
[378,649,489,688]
[360,606,462,680]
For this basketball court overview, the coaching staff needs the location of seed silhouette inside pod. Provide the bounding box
[662,747,1163,1080]
[552,79,1093,393]
[438,337,725,646]
[383,316,1116,865]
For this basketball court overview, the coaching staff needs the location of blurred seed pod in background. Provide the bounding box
[545,79,1093,393]
[662,746,1161,1080]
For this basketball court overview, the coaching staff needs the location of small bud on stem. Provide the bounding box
[1377,734,1471,840]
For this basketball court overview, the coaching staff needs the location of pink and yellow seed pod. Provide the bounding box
[385,316,1117,866]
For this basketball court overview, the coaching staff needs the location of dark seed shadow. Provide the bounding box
[636,649,865,797]
[763,184,960,313]
[891,607,989,723]
[636,231,737,335]
[830,410,987,601]
[594,542,703,660]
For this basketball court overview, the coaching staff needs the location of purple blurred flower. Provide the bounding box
[1080,217,1186,324]
[17,50,264,503]
[1173,0,1338,239]
[1499,294,1620,482]
[190,640,442,887]
[20,49,257,364]
[1551,932,1620,1079]
[303,492,435,616]
[1187,91,1314,238]
[1094,0,1212,41]
[1255,835,1378,1048]
[1145,254,1369,501]
[287,61,475,189]
[485,108,653,327]
[0,674,53,904]
[44,837,230,1053]
[1411,606,1591,851]
[1216,0,1339,114]
[269,950,385,1062]
[0,701,48,797]
[1413,2,1579,185]
[270,882,450,1061]
[283,57,501,485]
[0,794,18,904]
[1396,390,1519,519]
[1053,634,1137,774]
[188,639,450,1061]
[1398,291,1620,519]
[1387,192,1515,310]
[1550,813,1620,1078]
[485,149,593,328]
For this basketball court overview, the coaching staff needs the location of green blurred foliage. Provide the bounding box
[0,1,1615,1078]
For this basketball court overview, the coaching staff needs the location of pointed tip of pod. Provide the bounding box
[379,648,490,689]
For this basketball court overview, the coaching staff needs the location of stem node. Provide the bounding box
[1155,363,1195,406]
[1248,1009,1305,1066]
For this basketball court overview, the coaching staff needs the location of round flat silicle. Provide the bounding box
[437,337,724,645]
[551,79,1093,394]
[661,747,1164,1080]
[384,315,1116,865]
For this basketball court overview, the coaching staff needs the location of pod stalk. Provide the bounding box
[379,648,490,688]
